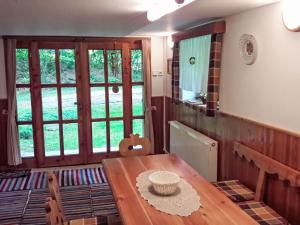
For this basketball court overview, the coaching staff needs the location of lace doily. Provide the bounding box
[136,170,201,216]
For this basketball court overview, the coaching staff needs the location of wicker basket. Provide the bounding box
[148,171,181,195]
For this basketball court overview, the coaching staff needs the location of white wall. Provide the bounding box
[0,38,7,99]
[220,2,300,134]
[164,36,173,98]
[151,36,165,97]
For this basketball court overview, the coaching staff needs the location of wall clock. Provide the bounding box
[239,34,257,65]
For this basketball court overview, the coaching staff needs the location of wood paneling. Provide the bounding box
[172,21,226,42]
[165,97,300,225]
[151,96,164,154]
[0,99,8,167]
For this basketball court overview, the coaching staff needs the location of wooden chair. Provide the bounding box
[45,197,64,225]
[48,171,65,221]
[45,197,99,225]
[119,134,151,157]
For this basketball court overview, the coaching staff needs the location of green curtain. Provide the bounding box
[179,35,211,93]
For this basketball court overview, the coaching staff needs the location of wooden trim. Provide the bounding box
[79,42,92,164]
[122,43,132,138]
[55,49,64,157]
[172,21,226,42]
[29,41,45,166]
[11,36,147,49]
[220,110,300,139]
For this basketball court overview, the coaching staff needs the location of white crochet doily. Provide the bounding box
[136,170,201,217]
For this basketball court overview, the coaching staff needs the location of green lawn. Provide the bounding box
[17,86,144,157]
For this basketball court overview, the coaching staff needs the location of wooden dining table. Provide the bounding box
[102,154,258,225]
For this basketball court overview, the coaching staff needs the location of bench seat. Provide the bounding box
[212,180,255,202]
[238,201,290,225]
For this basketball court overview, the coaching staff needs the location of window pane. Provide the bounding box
[60,49,76,84]
[110,120,124,152]
[133,119,144,137]
[63,123,79,155]
[16,49,30,84]
[89,50,104,83]
[16,88,32,121]
[91,87,106,119]
[92,122,107,153]
[61,87,78,120]
[18,125,34,158]
[109,86,123,118]
[39,49,57,84]
[42,88,58,121]
[44,124,60,156]
[108,50,122,83]
[132,85,144,116]
[131,49,143,82]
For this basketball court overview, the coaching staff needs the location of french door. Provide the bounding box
[15,39,145,167]
[84,42,145,163]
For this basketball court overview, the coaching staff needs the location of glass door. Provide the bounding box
[15,39,145,167]
[87,45,145,162]
[40,48,81,160]
[88,48,125,157]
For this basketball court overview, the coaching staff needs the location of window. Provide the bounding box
[15,39,145,166]
[179,35,211,104]
[16,48,34,158]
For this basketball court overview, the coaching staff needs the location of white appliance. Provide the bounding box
[169,121,218,182]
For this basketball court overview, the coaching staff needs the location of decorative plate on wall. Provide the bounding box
[239,34,257,65]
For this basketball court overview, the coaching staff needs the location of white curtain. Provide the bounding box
[5,38,22,166]
[179,35,211,93]
[142,39,155,154]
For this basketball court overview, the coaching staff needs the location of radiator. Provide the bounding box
[169,121,218,182]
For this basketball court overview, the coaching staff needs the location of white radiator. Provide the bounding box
[169,121,218,182]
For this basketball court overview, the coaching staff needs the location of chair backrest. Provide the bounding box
[45,197,64,225]
[119,134,151,157]
[233,142,300,201]
[48,171,65,221]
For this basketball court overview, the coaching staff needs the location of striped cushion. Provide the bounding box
[238,201,289,225]
[212,180,255,202]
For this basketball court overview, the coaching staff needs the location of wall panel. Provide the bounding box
[166,97,300,225]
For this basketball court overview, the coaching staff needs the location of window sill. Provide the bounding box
[181,100,207,112]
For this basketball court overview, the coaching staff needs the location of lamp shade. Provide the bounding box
[282,0,300,31]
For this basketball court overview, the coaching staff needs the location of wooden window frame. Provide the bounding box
[11,36,147,167]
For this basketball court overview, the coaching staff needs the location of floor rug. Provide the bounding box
[0,169,31,179]
[0,184,119,225]
[0,167,107,192]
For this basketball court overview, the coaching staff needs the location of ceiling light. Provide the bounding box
[147,4,165,22]
[147,0,194,22]
[282,0,300,31]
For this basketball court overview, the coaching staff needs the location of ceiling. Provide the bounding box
[0,0,279,37]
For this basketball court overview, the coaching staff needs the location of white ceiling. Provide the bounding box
[0,0,279,37]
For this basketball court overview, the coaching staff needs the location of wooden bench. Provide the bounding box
[213,142,299,225]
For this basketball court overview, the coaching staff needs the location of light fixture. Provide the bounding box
[147,0,193,22]
[282,0,300,31]
[147,4,165,22]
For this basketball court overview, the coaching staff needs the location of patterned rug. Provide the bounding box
[0,167,107,192]
[0,169,31,179]
[0,184,118,225]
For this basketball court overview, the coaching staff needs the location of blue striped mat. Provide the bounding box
[0,167,107,192]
